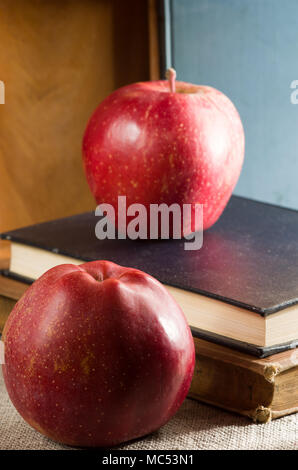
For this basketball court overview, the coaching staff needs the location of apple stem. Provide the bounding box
[165,68,176,93]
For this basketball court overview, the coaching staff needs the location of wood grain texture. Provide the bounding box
[0,0,150,232]
[0,241,10,270]
[112,0,150,89]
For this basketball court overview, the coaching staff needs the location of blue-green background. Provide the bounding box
[164,0,298,209]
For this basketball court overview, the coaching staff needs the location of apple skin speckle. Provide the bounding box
[82,79,244,234]
[2,260,195,447]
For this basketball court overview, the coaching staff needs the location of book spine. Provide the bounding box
[188,348,276,423]
[0,295,17,334]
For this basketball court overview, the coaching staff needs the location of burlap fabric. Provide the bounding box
[0,370,296,450]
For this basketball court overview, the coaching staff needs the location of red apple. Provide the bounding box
[2,260,195,447]
[83,69,244,234]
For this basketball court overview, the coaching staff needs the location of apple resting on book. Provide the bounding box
[2,260,195,447]
[83,68,244,233]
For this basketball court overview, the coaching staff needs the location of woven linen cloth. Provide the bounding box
[0,370,296,450]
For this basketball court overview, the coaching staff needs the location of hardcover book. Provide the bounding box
[1,195,298,358]
[190,337,298,422]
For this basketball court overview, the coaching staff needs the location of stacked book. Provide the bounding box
[0,196,297,423]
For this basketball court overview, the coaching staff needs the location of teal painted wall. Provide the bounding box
[167,0,298,209]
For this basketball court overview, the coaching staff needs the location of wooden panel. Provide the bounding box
[0,241,10,270]
[0,0,150,232]
[112,0,150,88]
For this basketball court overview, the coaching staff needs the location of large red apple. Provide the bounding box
[83,69,244,234]
[2,260,195,447]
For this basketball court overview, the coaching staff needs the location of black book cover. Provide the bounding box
[1,195,298,357]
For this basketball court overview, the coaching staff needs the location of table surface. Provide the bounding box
[0,370,296,451]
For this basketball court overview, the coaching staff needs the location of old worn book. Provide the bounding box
[190,337,298,423]
[1,196,298,357]
[0,295,16,333]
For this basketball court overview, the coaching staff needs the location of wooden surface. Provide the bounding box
[0,241,10,270]
[148,0,161,80]
[0,0,151,233]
